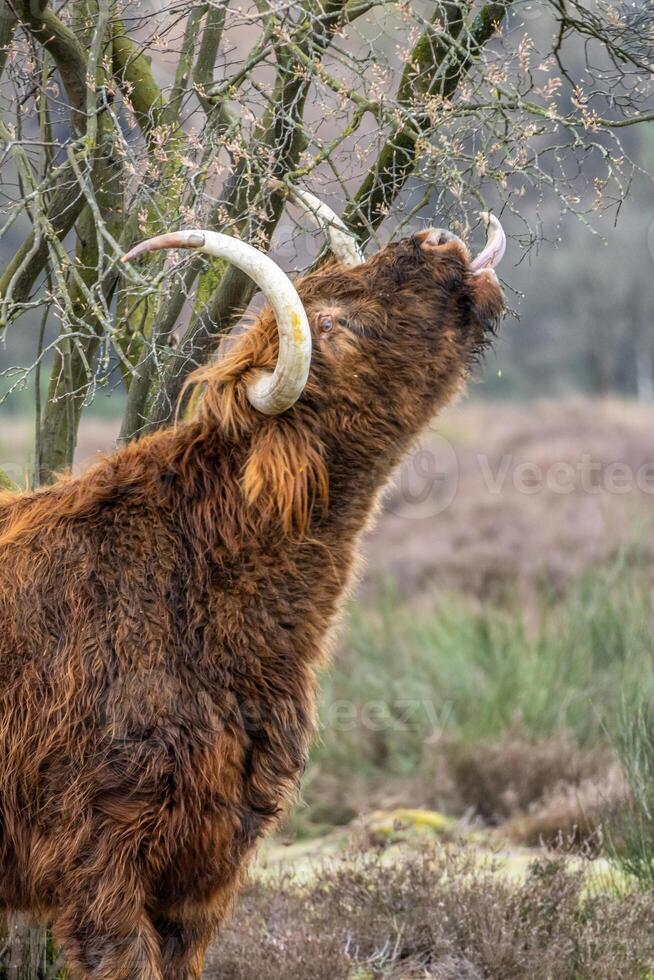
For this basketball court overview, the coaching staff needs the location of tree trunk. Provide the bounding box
[5,914,48,979]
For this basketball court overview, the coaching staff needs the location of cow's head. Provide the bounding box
[122,192,505,530]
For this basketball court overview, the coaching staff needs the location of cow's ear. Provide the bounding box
[242,420,329,535]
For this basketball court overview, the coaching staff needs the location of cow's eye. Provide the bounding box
[318,314,335,332]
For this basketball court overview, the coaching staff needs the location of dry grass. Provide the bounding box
[367,397,654,607]
[297,732,627,849]
[448,734,614,824]
[204,846,654,979]
[466,736,627,848]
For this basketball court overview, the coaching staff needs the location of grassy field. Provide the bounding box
[295,564,648,840]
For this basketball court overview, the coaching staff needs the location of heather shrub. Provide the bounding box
[206,847,654,979]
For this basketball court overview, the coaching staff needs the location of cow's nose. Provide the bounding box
[419,228,464,248]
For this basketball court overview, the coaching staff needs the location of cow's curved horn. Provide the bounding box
[470,213,506,273]
[284,184,364,267]
[122,231,311,415]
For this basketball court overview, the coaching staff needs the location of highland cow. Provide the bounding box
[0,192,505,979]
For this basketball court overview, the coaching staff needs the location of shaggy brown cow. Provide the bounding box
[0,197,505,979]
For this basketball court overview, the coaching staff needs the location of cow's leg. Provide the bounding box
[52,871,163,980]
[154,906,219,980]
[154,878,241,980]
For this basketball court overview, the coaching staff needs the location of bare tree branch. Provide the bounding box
[20,0,88,131]
[345,0,515,239]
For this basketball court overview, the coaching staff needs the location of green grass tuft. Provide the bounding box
[296,564,653,834]
[611,698,654,887]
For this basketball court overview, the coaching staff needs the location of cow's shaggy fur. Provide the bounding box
[0,234,502,978]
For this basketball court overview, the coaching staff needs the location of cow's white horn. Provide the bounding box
[122,230,311,415]
[284,185,364,267]
[470,213,506,273]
